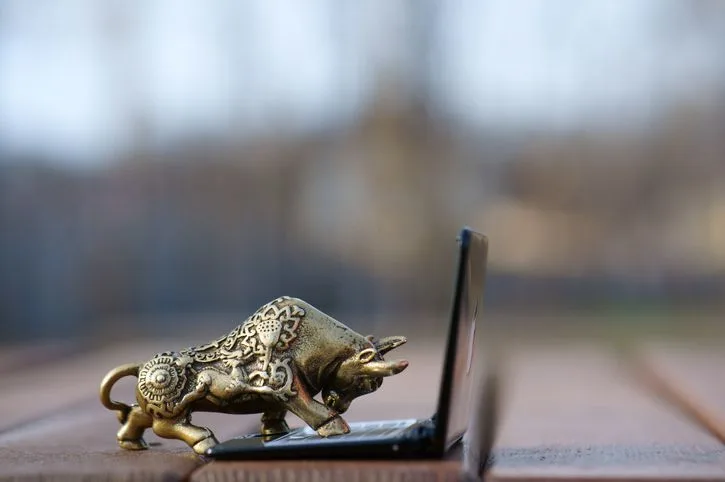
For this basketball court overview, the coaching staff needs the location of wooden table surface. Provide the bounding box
[1,335,724,481]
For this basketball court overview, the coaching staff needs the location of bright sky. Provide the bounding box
[0,0,723,166]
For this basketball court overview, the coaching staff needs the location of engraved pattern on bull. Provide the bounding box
[100,297,408,454]
[138,355,186,403]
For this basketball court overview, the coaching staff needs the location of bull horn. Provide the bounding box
[374,336,407,355]
[360,359,409,377]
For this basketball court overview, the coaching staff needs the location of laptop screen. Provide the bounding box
[435,228,488,449]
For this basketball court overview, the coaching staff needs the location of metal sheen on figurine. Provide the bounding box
[99,296,409,454]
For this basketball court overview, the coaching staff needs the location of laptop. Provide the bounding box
[207,227,488,460]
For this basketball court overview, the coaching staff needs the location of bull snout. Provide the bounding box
[323,376,386,414]
[332,398,352,414]
[323,390,351,413]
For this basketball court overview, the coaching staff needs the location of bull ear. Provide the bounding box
[360,359,409,377]
[356,348,377,363]
[374,336,407,355]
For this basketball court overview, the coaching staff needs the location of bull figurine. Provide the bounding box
[100,297,408,454]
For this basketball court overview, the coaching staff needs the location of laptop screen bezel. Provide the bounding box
[432,227,488,450]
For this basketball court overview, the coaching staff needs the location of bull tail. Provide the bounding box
[100,363,140,424]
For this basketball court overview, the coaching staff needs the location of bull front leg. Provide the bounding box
[285,378,350,437]
[260,407,290,436]
[315,413,351,437]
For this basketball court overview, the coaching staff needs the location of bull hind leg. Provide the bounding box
[117,405,152,450]
[261,407,289,436]
[152,416,218,455]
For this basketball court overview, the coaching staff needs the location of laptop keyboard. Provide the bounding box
[268,419,419,445]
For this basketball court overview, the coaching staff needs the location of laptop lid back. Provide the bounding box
[434,228,488,449]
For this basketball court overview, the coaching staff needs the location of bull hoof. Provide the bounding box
[192,435,218,455]
[261,419,290,436]
[316,416,350,437]
[119,438,148,451]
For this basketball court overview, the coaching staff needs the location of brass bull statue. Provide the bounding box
[100,297,408,454]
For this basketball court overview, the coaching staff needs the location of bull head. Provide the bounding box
[322,335,408,414]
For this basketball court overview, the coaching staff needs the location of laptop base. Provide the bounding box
[207,419,443,460]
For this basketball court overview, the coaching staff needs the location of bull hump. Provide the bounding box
[296,301,368,348]
[328,320,366,345]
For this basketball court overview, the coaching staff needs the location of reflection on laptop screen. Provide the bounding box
[437,230,488,448]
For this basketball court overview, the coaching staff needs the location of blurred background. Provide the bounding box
[2,0,725,343]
